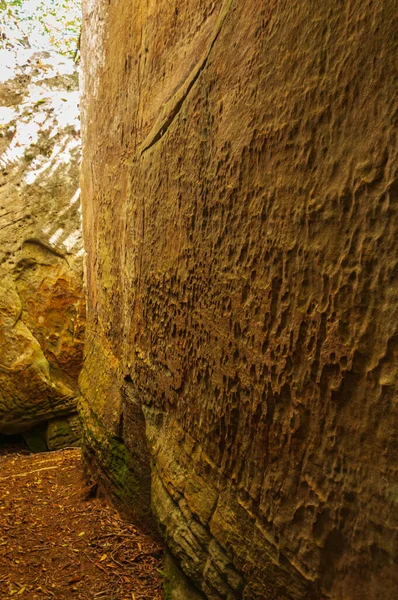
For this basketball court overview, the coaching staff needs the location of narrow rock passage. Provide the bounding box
[0,445,163,599]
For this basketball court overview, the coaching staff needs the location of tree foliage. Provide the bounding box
[0,0,81,58]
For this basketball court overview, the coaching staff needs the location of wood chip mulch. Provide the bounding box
[0,443,164,599]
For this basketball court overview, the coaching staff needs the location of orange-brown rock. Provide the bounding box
[79,1,398,598]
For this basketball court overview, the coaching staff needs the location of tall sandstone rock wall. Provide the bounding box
[80,1,398,598]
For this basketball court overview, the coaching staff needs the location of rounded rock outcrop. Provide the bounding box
[0,48,84,445]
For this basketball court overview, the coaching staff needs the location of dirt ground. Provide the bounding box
[0,441,164,599]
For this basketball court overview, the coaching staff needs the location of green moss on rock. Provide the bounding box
[163,552,206,600]
[46,414,81,450]
[79,399,154,530]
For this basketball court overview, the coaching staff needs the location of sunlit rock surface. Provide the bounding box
[0,48,84,438]
[79,1,398,598]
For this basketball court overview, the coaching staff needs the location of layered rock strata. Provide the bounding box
[80,0,398,598]
[0,48,84,446]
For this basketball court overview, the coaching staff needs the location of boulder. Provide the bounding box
[46,414,81,450]
[0,48,84,440]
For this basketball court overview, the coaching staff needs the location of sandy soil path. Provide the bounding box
[0,444,163,599]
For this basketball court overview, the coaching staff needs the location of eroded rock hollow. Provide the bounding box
[79,1,398,598]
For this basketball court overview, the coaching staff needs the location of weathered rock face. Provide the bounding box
[80,1,398,598]
[0,49,84,439]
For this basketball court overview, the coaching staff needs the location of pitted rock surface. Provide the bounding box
[79,1,398,598]
[0,48,84,437]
